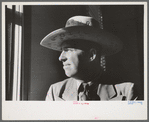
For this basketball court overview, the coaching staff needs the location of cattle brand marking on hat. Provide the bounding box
[51,36,57,41]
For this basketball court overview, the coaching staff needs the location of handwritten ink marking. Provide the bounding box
[95,117,99,120]
[128,101,143,105]
[73,101,89,105]
[73,101,78,104]
[137,102,143,105]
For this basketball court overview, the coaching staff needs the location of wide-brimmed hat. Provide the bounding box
[40,16,123,56]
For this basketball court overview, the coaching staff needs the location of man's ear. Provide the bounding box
[89,48,97,62]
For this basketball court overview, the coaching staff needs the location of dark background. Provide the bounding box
[23,5,143,100]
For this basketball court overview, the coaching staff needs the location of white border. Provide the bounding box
[1,2,147,5]
[2,1,6,104]
[2,2,148,120]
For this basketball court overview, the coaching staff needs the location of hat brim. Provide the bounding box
[40,26,123,56]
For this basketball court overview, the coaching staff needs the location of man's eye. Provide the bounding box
[63,48,69,52]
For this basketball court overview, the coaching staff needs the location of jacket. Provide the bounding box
[45,78,137,101]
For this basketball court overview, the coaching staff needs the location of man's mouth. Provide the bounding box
[63,64,70,69]
[63,63,70,66]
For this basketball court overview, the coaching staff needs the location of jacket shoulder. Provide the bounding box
[115,82,134,92]
[45,78,73,101]
[114,82,136,100]
[98,82,136,100]
[50,78,73,96]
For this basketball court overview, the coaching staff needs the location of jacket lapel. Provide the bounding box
[97,84,117,100]
[62,78,78,101]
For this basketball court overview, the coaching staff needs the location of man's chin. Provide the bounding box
[65,72,72,77]
[65,72,76,78]
[65,74,81,80]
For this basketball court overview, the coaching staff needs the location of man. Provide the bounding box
[40,16,138,101]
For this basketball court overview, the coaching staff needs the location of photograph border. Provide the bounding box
[1,1,148,120]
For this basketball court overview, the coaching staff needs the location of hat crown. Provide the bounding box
[40,15,123,56]
[65,16,99,28]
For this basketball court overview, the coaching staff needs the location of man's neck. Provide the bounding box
[73,71,102,84]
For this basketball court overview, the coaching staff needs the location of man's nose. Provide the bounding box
[59,51,67,62]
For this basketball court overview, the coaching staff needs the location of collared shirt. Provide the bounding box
[76,80,92,90]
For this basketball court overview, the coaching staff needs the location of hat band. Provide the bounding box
[65,19,99,28]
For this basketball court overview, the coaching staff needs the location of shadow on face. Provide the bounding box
[59,39,102,79]
[60,39,102,53]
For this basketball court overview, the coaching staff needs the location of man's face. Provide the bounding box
[59,41,88,78]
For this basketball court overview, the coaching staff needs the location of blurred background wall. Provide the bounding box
[23,5,143,100]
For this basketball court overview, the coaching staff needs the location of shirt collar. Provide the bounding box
[76,80,93,90]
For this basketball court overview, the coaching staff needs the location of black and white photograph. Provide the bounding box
[2,2,147,120]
